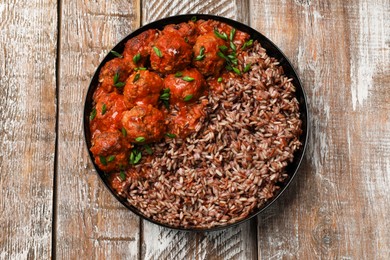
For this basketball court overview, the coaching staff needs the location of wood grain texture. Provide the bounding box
[55,0,141,258]
[142,0,249,25]
[250,0,390,259]
[0,0,57,259]
[140,1,258,259]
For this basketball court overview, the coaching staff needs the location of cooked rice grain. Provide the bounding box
[121,41,302,229]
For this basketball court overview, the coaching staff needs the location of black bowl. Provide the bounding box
[83,14,309,231]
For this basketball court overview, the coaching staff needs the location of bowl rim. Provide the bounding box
[83,13,309,232]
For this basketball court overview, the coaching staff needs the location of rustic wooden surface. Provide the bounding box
[0,0,389,259]
[0,0,57,259]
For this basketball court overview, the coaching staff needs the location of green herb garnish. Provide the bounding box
[107,155,115,162]
[217,51,229,61]
[134,67,147,71]
[183,94,193,102]
[229,28,236,41]
[191,16,197,22]
[153,46,162,57]
[217,77,223,83]
[214,29,228,41]
[129,148,142,164]
[242,39,253,50]
[232,67,241,75]
[166,133,176,138]
[135,136,145,142]
[100,156,107,166]
[101,104,107,115]
[113,72,119,84]
[175,71,183,77]
[230,41,237,52]
[159,89,170,100]
[119,170,126,181]
[144,144,153,155]
[110,50,123,58]
[218,45,228,52]
[160,88,170,109]
[133,53,141,64]
[90,108,97,120]
[114,82,125,88]
[182,76,195,82]
[195,46,205,61]
[244,63,252,73]
[113,72,125,87]
[121,127,127,137]
[133,73,140,83]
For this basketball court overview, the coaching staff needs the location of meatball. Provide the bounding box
[164,68,206,104]
[192,34,227,76]
[196,20,250,49]
[92,85,108,103]
[150,33,192,74]
[123,29,159,68]
[123,70,163,106]
[167,102,207,138]
[90,130,132,172]
[98,57,132,93]
[90,92,131,135]
[162,21,198,45]
[121,104,166,143]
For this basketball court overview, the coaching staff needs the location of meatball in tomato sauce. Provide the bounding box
[123,70,163,107]
[162,21,198,45]
[150,33,192,74]
[98,58,132,93]
[123,29,159,68]
[121,105,166,143]
[90,130,132,172]
[164,68,206,104]
[192,34,227,76]
[90,92,131,135]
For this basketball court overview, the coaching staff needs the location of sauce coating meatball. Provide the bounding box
[164,68,206,104]
[123,29,159,68]
[150,33,192,74]
[192,34,227,76]
[90,130,132,172]
[123,70,163,106]
[90,92,131,136]
[162,21,198,45]
[121,105,166,143]
[98,58,132,93]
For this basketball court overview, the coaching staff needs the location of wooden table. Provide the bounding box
[1,0,389,259]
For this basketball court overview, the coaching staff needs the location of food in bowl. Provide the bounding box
[88,17,303,229]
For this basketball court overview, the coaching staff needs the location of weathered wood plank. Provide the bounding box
[140,1,258,259]
[142,0,249,25]
[251,0,390,259]
[55,0,141,258]
[0,0,57,258]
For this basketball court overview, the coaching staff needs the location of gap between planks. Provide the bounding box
[51,0,63,258]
